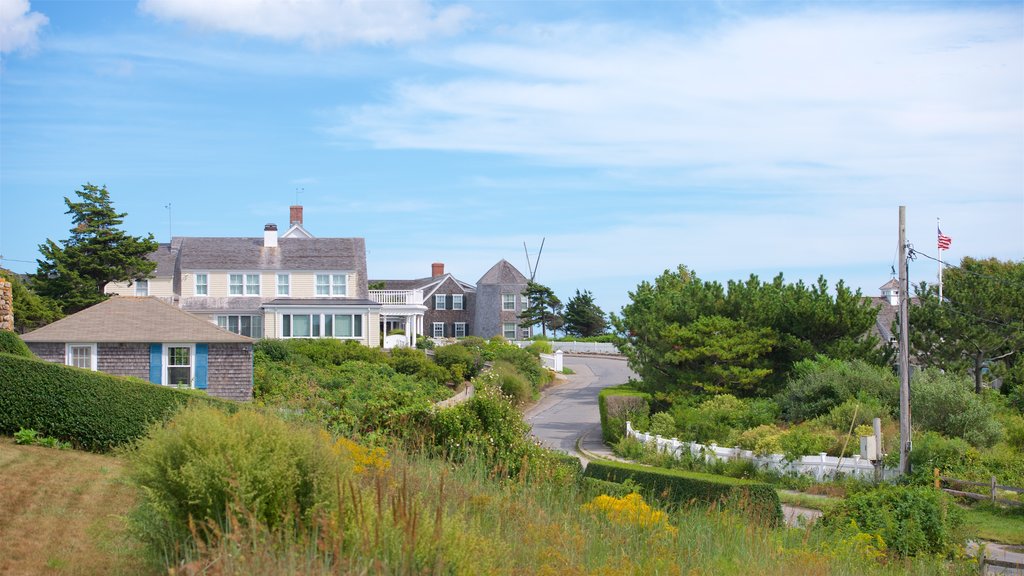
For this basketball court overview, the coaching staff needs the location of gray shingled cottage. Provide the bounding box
[21,296,254,401]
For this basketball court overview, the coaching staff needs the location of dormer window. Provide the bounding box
[135,279,149,296]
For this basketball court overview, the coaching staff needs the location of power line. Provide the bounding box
[908,248,1023,287]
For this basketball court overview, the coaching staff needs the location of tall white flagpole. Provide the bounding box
[937,217,943,305]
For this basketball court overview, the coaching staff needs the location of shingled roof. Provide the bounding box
[477,259,529,285]
[21,297,252,344]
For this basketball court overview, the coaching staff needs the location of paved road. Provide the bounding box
[524,355,636,459]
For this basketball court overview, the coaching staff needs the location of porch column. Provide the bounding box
[408,313,416,347]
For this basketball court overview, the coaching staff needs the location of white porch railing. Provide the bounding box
[624,421,898,481]
[369,289,424,305]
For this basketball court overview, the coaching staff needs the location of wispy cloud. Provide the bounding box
[138,0,471,46]
[333,8,1022,205]
[0,0,47,54]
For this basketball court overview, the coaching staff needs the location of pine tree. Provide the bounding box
[563,289,607,337]
[519,281,561,338]
[33,184,158,314]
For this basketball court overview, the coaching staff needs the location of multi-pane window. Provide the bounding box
[435,294,446,310]
[195,274,208,296]
[282,314,363,338]
[315,274,348,296]
[503,323,517,339]
[502,293,516,311]
[66,344,95,371]
[216,315,264,338]
[229,273,260,295]
[433,322,445,338]
[454,322,467,338]
[452,294,464,310]
[166,346,192,388]
[277,274,290,296]
[522,295,530,309]
[135,279,149,296]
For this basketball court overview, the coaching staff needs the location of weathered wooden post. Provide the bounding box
[934,468,940,490]
[991,476,998,504]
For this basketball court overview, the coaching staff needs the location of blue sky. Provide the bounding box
[1,0,1022,316]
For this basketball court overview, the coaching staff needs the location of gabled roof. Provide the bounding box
[149,242,180,277]
[22,297,252,344]
[176,237,364,272]
[879,278,899,291]
[477,259,529,285]
[370,273,476,296]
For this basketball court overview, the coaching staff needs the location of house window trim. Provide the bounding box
[454,322,467,338]
[65,343,97,371]
[216,314,263,338]
[228,273,261,297]
[194,273,209,296]
[280,312,364,339]
[502,323,517,339]
[501,293,516,311]
[163,343,195,389]
[315,273,349,297]
[135,279,149,296]
[435,294,446,310]
[432,322,445,338]
[277,273,290,297]
[452,294,464,311]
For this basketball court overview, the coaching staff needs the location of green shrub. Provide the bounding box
[908,431,984,482]
[777,356,898,422]
[0,331,31,357]
[736,424,785,456]
[488,344,548,391]
[778,422,837,461]
[579,477,636,500]
[646,412,677,437]
[671,394,778,445]
[253,338,291,362]
[490,360,532,405]
[415,338,435,350]
[388,347,450,385]
[583,460,783,525]
[815,396,890,432]
[598,385,651,443]
[0,353,234,452]
[525,340,552,355]
[819,485,966,557]
[912,369,1003,448]
[283,338,390,367]
[434,344,482,379]
[129,405,343,553]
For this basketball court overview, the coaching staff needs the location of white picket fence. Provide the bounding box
[512,341,620,355]
[539,351,563,372]
[625,421,897,481]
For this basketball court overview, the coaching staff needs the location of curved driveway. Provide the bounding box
[524,355,636,458]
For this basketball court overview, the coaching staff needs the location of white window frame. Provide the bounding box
[65,343,97,371]
[277,273,290,296]
[135,279,149,296]
[521,295,530,310]
[216,314,263,338]
[454,322,467,338]
[452,294,464,310]
[280,313,363,339]
[229,273,260,296]
[502,293,516,311]
[194,273,208,296]
[315,273,348,297]
[502,323,517,339]
[432,322,445,338]
[163,344,195,389]
[435,294,446,310]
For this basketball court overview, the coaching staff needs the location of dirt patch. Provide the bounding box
[0,438,149,575]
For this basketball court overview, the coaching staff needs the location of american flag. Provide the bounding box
[937,227,952,251]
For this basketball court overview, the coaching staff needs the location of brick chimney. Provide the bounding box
[432,262,445,277]
[290,205,303,226]
[264,223,278,248]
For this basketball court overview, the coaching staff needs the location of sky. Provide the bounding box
[1,0,1022,317]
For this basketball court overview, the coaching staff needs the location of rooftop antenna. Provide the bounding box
[164,203,172,249]
[523,238,545,281]
[295,187,304,205]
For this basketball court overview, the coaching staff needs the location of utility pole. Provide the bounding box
[898,206,912,476]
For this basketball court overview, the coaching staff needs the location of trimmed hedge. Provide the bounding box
[598,385,650,443]
[579,477,635,500]
[0,352,235,452]
[0,331,31,357]
[583,460,783,526]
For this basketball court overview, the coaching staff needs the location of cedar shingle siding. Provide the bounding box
[26,342,63,364]
[96,343,150,380]
[208,343,254,401]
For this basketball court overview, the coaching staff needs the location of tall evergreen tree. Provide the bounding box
[563,289,607,337]
[519,281,561,338]
[0,269,63,332]
[33,184,158,314]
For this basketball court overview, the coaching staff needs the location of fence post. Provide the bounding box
[934,468,940,490]
[991,476,997,504]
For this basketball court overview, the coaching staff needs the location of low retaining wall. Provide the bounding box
[625,421,897,481]
[513,341,620,355]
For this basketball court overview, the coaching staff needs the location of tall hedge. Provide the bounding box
[0,353,235,452]
[598,385,651,443]
[583,460,782,526]
[0,331,31,357]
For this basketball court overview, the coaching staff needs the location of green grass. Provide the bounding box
[778,490,840,513]
[963,504,1024,545]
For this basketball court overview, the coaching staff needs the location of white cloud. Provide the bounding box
[0,0,47,54]
[138,0,470,45]
[334,9,1023,206]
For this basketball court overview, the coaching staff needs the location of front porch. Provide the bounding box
[370,289,426,348]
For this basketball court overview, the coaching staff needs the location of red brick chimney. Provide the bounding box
[432,263,445,277]
[290,205,303,226]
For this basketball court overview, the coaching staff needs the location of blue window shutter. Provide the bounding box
[195,344,208,390]
[149,344,162,384]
